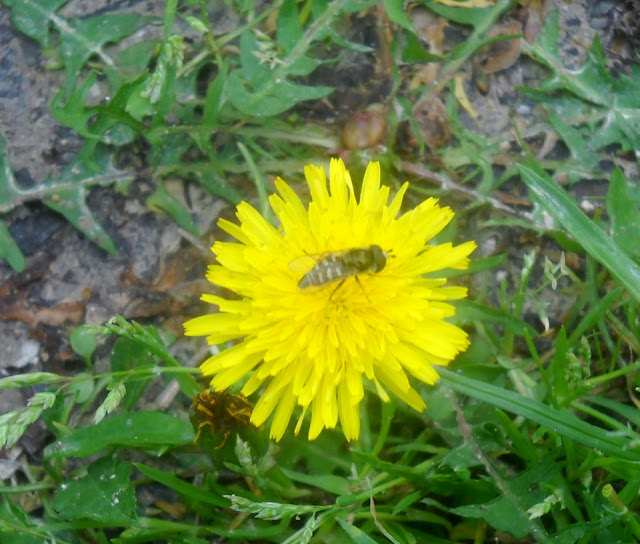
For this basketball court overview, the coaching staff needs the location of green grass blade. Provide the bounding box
[518,164,640,303]
[438,368,640,462]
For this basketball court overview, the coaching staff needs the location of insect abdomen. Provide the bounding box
[298,255,350,288]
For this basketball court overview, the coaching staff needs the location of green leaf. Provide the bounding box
[549,327,570,406]
[43,150,136,254]
[547,112,599,182]
[518,164,640,304]
[438,368,640,462]
[424,0,492,26]
[0,498,45,544]
[337,517,380,544]
[226,64,332,118]
[383,0,415,32]
[45,186,116,255]
[606,167,640,262]
[0,220,25,272]
[69,325,97,361]
[454,300,536,336]
[280,467,350,495]
[0,0,67,49]
[1,135,131,256]
[402,31,441,63]
[452,456,558,538]
[0,372,64,390]
[57,13,156,93]
[202,61,228,127]
[110,337,155,412]
[147,184,199,236]
[44,411,195,459]
[50,71,100,138]
[525,11,640,168]
[0,134,26,271]
[224,27,332,117]
[87,316,201,399]
[529,13,640,109]
[1,1,156,93]
[135,463,229,508]
[277,0,304,51]
[55,455,136,524]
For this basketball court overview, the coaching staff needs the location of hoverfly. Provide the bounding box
[190,389,255,449]
[293,245,389,291]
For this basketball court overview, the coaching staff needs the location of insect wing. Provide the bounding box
[288,253,320,274]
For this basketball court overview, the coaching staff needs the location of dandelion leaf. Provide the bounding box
[225,23,332,117]
[1,0,155,94]
[54,455,136,524]
[525,11,640,178]
[0,0,67,49]
[43,151,133,255]
[44,411,194,459]
[453,456,560,538]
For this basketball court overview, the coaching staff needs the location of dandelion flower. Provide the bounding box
[184,158,476,441]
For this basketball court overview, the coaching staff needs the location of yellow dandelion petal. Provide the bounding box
[305,164,329,208]
[329,158,352,213]
[217,218,250,246]
[388,342,442,385]
[184,158,475,441]
[183,313,244,345]
[270,384,297,441]
[359,160,381,209]
[210,352,263,390]
[338,379,360,441]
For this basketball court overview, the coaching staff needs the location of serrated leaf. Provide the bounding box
[42,150,136,254]
[44,411,195,459]
[452,456,558,538]
[57,13,157,93]
[51,72,148,160]
[1,133,131,255]
[530,14,640,109]
[525,11,640,169]
[226,71,332,117]
[547,112,599,181]
[45,183,117,255]
[1,1,156,94]
[54,455,136,524]
[0,0,68,49]
[51,71,101,138]
[224,28,332,117]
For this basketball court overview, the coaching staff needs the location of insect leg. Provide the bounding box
[354,276,372,303]
[329,278,347,300]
